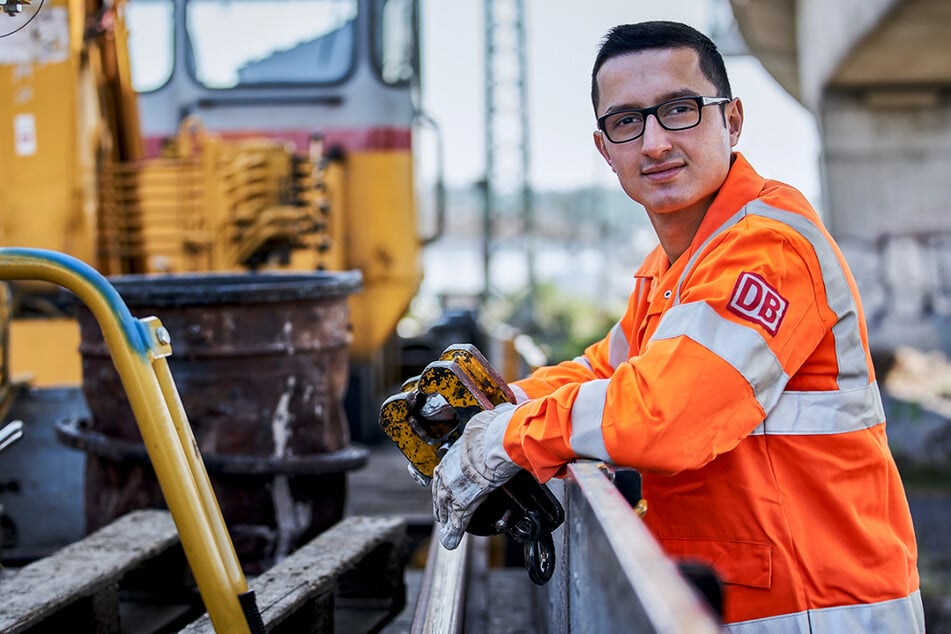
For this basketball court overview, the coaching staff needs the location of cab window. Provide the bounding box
[126,0,175,92]
[184,0,358,88]
[371,0,417,85]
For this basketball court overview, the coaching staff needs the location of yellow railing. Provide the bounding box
[0,247,258,634]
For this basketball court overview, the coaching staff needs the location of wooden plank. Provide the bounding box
[182,515,407,633]
[0,509,180,634]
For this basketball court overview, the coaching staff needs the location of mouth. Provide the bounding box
[641,162,684,182]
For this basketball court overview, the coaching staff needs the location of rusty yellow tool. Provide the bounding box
[379,343,564,585]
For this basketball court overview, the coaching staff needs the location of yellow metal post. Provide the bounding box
[0,247,254,634]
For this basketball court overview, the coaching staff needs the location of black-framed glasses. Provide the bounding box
[597,96,731,144]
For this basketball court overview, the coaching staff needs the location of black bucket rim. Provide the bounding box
[55,417,369,475]
[91,270,363,307]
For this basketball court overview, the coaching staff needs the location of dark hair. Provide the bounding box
[591,21,732,113]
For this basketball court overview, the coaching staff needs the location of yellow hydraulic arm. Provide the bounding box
[0,247,263,634]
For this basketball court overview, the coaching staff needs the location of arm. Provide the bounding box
[432,218,838,548]
[505,222,835,481]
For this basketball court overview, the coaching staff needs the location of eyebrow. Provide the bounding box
[601,89,703,117]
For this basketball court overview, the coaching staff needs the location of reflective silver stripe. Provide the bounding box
[652,301,788,414]
[672,200,869,389]
[569,379,612,461]
[750,381,885,435]
[483,403,519,476]
[748,201,868,388]
[570,355,593,372]
[672,208,746,307]
[510,384,530,405]
[723,590,925,634]
[608,321,629,370]
[652,301,883,436]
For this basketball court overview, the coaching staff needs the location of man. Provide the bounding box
[430,21,923,632]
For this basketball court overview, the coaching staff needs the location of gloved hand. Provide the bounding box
[432,402,521,550]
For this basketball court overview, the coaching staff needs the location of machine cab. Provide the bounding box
[127,0,420,157]
[123,0,428,364]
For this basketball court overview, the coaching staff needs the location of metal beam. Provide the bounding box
[482,0,536,319]
[537,462,721,633]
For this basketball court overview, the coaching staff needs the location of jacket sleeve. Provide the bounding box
[503,221,837,482]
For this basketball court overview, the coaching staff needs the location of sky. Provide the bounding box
[419,0,822,208]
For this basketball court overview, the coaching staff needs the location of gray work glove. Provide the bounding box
[431,402,521,550]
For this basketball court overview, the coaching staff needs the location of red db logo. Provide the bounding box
[727,272,788,336]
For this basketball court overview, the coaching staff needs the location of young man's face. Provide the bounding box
[593,47,743,218]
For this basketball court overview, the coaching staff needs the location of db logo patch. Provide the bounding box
[727,272,788,336]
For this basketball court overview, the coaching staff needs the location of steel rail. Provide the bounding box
[538,461,721,633]
[410,531,473,634]
[410,460,721,633]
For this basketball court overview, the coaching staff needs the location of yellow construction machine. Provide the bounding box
[0,0,444,572]
[0,0,435,422]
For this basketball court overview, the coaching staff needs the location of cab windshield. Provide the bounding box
[185,0,358,88]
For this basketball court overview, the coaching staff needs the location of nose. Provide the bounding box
[640,114,672,157]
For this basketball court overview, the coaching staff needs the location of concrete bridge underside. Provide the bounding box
[730,0,951,356]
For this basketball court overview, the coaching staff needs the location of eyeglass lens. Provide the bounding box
[603,98,702,143]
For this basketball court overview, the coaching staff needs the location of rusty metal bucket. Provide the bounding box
[58,271,366,574]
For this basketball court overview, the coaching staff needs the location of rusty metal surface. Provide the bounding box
[73,271,363,573]
[77,272,361,453]
[56,417,368,475]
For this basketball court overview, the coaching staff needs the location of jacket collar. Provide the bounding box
[633,152,765,281]
[690,152,765,256]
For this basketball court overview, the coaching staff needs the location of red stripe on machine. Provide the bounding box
[143,126,411,158]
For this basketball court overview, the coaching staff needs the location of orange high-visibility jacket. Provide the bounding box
[505,153,922,631]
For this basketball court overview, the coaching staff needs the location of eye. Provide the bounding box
[611,113,642,129]
[660,99,699,118]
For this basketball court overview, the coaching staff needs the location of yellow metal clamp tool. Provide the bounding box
[379,344,564,585]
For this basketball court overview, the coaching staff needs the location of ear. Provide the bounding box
[727,98,744,147]
[593,130,616,172]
